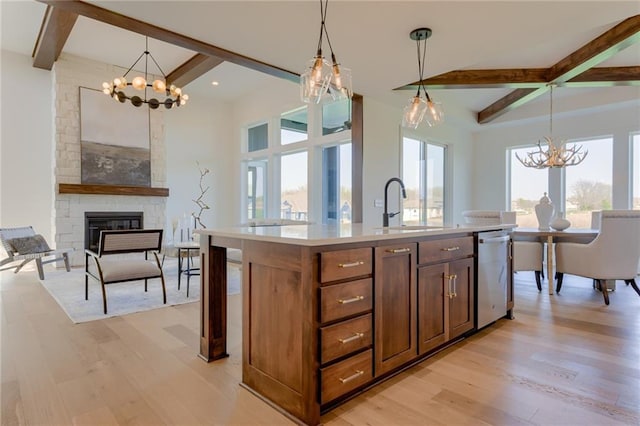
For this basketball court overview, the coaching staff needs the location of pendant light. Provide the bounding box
[300,0,352,104]
[402,28,443,128]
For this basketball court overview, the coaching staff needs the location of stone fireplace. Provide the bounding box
[84,211,143,251]
[52,54,167,266]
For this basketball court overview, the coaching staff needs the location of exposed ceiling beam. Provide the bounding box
[32,5,78,70]
[397,65,640,90]
[395,14,640,123]
[397,69,549,90]
[547,14,640,83]
[37,0,299,83]
[477,88,545,124]
[166,54,225,88]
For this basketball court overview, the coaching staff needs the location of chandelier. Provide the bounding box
[102,37,188,109]
[402,28,444,129]
[300,0,352,104]
[516,84,587,169]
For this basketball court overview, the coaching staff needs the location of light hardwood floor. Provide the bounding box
[2,267,639,425]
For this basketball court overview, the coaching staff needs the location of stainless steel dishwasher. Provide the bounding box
[476,230,510,329]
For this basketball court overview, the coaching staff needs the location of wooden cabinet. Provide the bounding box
[417,237,475,355]
[374,243,417,376]
[318,248,373,405]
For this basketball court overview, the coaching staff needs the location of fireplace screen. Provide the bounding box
[85,212,143,251]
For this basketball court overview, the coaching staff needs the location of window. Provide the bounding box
[402,136,446,226]
[322,143,352,224]
[247,159,267,220]
[633,133,640,209]
[248,123,268,152]
[509,146,549,227]
[280,151,308,220]
[281,108,308,145]
[322,98,351,135]
[564,137,612,228]
[241,97,359,224]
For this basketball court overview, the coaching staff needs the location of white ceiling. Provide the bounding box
[1,1,639,129]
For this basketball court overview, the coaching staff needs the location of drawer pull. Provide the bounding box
[338,332,364,344]
[441,246,460,252]
[338,370,364,384]
[386,248,411,254]
[338,261,365,268]
[338,295,364,304]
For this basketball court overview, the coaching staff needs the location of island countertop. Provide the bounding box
[195,222,516,246]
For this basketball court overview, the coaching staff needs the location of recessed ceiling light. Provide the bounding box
[211,81,219,86]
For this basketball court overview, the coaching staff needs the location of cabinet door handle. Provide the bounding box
[338,261,364,268]
[338,295,364,304]
[441,246,460,252]
[447,274,457,298]
[338,370,364,384]
[386,248,411,254]
[338,332,364,344]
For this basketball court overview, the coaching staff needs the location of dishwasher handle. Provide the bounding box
[479,235,510,244]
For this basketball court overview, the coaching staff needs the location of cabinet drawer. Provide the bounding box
[320,278,372,323]
[320,349,373,404]
[320,248,372,283]
[419,236,473,265]
[320,314,372,364]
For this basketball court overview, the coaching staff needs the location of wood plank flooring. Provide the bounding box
[1,267,639,425]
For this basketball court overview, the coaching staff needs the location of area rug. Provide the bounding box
[39,258,241,324]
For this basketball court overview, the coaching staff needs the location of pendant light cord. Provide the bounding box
[415,33,431,101]
[317,0,335,56]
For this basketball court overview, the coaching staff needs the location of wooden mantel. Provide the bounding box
[58,183,169,197]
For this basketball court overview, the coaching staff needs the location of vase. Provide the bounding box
[550,211,571,231]
[534,192,554,231]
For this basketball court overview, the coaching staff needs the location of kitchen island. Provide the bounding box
[196,223,514,425]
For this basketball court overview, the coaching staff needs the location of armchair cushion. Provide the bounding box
[7,234,51,255]
[88,258,162,283]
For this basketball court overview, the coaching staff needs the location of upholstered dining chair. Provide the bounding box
[513,241,544,291]
[555,210,640,305]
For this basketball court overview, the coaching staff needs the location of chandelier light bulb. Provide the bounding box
[117,77,128,89]
[152,79,166,93]
[402,96,427,129]
[182,94,189,101]
[132,76,146,90]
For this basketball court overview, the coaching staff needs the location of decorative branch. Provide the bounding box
[192,162,211,228]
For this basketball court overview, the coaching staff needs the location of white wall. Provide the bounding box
[165,95,233,230]
[472,102,640,210]
[0,50,54,240]
[362,97,475,227]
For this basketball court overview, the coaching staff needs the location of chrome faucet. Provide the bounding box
[383,177,407,227]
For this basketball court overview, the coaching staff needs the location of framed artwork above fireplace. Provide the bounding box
[79,87,151,187]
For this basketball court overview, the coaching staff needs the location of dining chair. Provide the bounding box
[555,210,640,305]
[513,241,544,291]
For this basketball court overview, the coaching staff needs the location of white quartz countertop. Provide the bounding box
[196,223,516,247]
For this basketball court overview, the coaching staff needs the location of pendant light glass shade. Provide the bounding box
[301,54,332,103]
[402,96,427,129]
[402,28,443,128]
[300,0,352,104]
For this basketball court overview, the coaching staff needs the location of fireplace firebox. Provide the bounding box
[84,211,143,251]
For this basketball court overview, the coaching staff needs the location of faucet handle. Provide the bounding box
[389,212,400,218]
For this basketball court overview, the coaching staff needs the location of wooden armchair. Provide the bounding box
[85,229,166,314]
[0,226,73,279]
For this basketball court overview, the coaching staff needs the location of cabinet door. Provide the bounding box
[417,263,447,354]
[374,243,417,376]
[448,257,475,340]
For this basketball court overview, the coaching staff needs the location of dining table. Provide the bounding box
[512,228,599,295]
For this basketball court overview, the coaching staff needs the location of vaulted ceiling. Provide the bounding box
[2,1,639,128]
